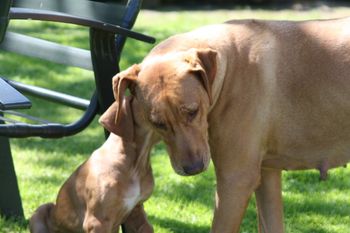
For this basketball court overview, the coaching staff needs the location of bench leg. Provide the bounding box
[0,134,24,219]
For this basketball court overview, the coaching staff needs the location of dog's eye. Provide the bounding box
[149,112,167,131]
[187,108,199,121]
[181,104,199,122]
[152,120,167,130]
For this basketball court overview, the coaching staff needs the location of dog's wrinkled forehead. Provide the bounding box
[137,53,198,104]
[140,53,192,83]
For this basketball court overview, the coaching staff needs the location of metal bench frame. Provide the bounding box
[0,0,155,225]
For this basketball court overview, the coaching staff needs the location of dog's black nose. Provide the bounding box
[183,161,204,175]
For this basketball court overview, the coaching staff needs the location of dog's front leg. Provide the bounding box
[255,169,284,233]
[211,163,261,233]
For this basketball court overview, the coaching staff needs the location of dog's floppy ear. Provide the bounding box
[99,64,139,141]
[186,48,217,104]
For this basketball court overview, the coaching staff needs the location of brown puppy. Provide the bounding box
[109,18,350,233]
[29,97,157,233]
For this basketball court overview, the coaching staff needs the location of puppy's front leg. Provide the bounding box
[255,169,284,233]
[211,164,261,233]
[123,204,153,233]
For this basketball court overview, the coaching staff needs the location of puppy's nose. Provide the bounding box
[183,160,204,175]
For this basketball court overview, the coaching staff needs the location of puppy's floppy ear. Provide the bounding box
[186,48,217,104]
[99,97,134,141]
[99,101,119,134]
[99,64,139,141]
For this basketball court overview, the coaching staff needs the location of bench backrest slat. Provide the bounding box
[12,0,126,25]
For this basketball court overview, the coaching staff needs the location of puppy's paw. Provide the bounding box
[137,222,154,233]
[29,203,55,233]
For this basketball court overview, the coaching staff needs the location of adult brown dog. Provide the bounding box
[108,18,350,233]
[29,97,157,233]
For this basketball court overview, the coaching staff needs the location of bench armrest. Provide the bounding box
[10,8,155,43]
[0,78,31,110]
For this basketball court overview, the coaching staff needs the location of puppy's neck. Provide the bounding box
[133,131,155,174]
[105,132,154,176]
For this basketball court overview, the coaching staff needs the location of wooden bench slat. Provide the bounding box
[0,32,93,70]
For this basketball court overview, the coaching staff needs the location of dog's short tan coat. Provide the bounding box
[108,18,350,233]
[30,98,156,233]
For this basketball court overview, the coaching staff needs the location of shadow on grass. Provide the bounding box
[282,168,350,232]
[285,197,350,217]
[147,198,258,233]
[149,215,210,233]
[283,168,350,193]
[0,216,28,233]
[297,228,328,233]
[152,169,216,208]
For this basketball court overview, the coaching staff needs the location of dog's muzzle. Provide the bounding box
[182,160,205,175]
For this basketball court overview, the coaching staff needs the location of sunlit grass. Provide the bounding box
[1,5,350,233]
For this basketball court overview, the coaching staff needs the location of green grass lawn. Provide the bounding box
[1,5,350,233]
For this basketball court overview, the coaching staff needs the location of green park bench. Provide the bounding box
[0,0,155,230]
